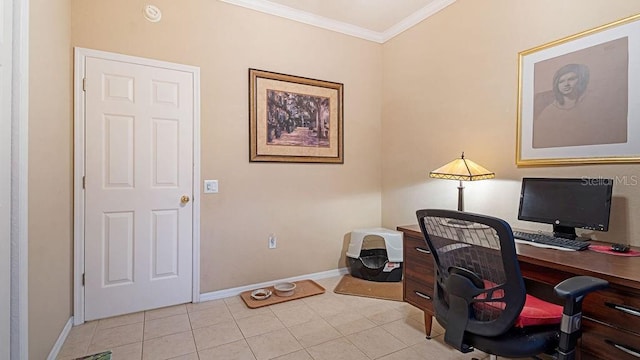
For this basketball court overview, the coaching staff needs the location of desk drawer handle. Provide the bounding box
[414,291,432,300]
[415,247,431,254]
[605,340,640,358]
[605,302,640,317]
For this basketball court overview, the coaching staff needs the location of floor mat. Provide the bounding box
[333,274,403,301]
[239,279,325,308]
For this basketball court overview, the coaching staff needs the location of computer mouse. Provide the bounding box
[611,243,630,253]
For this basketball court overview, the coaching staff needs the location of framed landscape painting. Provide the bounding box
[516,13,640,166]
[249,69,344,163]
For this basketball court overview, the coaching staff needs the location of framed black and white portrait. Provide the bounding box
[517,13,640,166]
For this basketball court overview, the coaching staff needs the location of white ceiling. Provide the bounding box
[219,0,457,43]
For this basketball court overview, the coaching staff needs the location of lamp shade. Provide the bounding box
[429,153,495,181]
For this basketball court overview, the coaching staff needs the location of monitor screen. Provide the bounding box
[518,177,613,238]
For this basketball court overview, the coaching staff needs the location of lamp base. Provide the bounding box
[457,181,464,212]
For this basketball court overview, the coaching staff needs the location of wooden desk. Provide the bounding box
[398,224,640,360]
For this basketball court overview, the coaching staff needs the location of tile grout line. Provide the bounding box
[85,321,98,358]
[141,311,146,360]
[225,300,259,360]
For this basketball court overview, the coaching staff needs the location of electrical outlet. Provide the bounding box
[268,234,277,249]
[204,180,218,193]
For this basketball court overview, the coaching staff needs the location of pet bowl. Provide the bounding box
[274,282,296,297]
[250,288,272,300]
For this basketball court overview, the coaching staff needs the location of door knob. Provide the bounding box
[181,195,190,204]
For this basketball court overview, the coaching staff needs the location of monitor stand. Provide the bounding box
[552,225,591,241]
[553,225,577,240]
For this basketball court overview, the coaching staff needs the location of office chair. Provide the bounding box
[416,209,608,360]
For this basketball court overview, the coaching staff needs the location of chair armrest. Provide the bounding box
[553,276,608,360]
[554,276,608,300]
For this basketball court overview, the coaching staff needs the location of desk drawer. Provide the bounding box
[404,277,434,312]
[583,286,640,335]
[403,232,435,313]
[581,318,640,360]
[403,238,434,276]
[403,235,430,256]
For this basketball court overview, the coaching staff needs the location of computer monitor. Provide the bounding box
[517,177,613,240]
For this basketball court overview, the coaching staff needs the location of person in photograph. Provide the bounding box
[533,63,627,148]
[549,63,590,110]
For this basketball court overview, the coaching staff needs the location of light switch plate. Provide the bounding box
[204,180,218,193]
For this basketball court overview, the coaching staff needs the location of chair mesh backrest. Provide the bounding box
[417,209,526,337]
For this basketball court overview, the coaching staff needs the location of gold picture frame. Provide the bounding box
[516,13,640,166]
[249,69,344,163]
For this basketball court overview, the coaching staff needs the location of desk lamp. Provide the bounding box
[429,152,495,211]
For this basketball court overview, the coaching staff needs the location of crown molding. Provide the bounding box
[219,0,456,44]
[219,0,384,43]
[381,0,456,42]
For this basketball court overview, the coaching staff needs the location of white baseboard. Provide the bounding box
[199,267,349,302]
[47,316,73,360]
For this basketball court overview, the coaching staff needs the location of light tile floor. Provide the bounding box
[57,276,491,360]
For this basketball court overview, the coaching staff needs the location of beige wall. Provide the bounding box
[29,0,73,358]
[382,0,640,245]
[71,0,383,292]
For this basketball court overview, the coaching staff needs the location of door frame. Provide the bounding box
[73,47,201,325]
[10,0,30,357]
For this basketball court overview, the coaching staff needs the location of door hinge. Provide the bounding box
[82,176,85,189]
[82,273,85,286]
[82,78,87,91]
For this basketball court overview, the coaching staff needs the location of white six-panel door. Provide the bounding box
[83,55,196,321]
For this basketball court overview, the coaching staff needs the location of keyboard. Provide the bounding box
[513,231,590,251]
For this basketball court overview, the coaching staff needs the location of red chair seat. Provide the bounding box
[516,294,563,328]
[476,280,563,328]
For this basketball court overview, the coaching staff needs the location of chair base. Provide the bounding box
[465,325,559,358]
